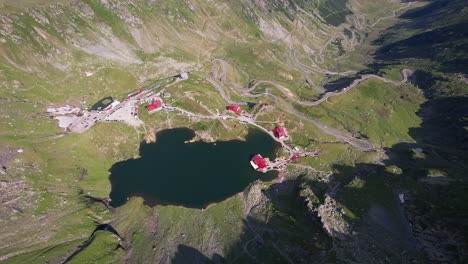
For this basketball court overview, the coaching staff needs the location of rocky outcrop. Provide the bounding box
[98,0,143,27]
[242,181,268,215]
[298,180,351,240]
[317,195,351,240]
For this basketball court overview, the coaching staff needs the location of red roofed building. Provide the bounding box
[227,105,243,115]
[146,99,162,113]
[273,127,288,140]
[291,155,298,161]
[250,154,267,171]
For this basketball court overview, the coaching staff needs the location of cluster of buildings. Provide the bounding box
[250,152,293,173]
[225,105,295,173]
[103,72,185,120]
[127,72,187,117]
[241,105,318,173]
[51,72,186,134]
[254,126,290,172]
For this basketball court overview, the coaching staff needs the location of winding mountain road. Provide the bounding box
[248,69,412,107]
[170,105,295,156]
[207,59,412,151]
[290,49,357,76]
[211,59,227,83]
[205,78,248,106]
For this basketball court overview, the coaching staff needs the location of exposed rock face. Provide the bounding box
[76,34,141,64]
[317,194,351,239]
[98,0,143,27]
[29,8,50,25]
[258,18,292,44]
[77,1,95,18]
[242,181,268,215]
[239,179,334,263]
[252,0,295,14]
[298,179,351,240]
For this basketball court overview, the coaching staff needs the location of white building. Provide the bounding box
[180,72,189,80]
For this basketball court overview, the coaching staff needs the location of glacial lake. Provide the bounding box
[109,128,279,208]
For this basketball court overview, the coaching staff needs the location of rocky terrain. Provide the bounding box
[0,0,467,263]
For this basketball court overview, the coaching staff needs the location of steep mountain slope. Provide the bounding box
[0,0,466,263]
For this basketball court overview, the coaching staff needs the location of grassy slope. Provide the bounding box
[2,0,465,263]
[309,79,423,148]
[323,1,468,261]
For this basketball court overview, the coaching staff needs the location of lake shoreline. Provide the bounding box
[109,127,280,208]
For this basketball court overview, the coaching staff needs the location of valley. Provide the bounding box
[0,0,467,263]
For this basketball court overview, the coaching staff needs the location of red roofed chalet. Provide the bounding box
[273,127,288,140]
[146,99,162,113]
[250,154,267,171]
[227,105,243,115]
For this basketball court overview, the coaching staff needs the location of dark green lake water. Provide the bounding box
[109,128,279,208]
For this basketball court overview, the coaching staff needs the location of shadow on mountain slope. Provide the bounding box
[172,1,468,263]
[171,178,335,264]
[171,244,214,264]
[376,21,468,73]
[373,0,468,74]
[170,94,467,263]
[365,1,468,259]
